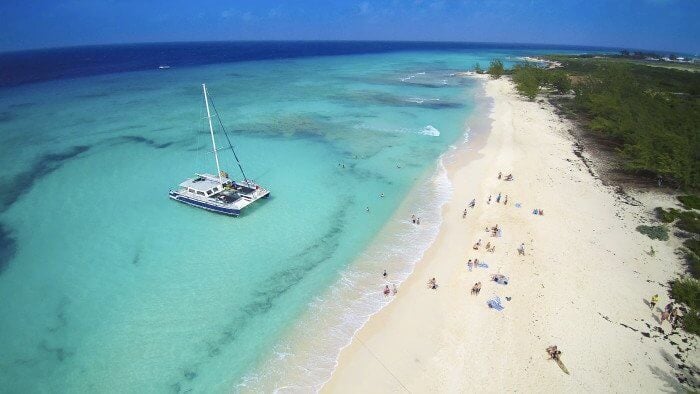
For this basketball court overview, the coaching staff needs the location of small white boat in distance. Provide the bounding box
[158,65,170,69]
[169,84,270,216]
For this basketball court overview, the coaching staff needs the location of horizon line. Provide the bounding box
[0,39,693,58]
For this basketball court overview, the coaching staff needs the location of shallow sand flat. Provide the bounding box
[323,76,696,393]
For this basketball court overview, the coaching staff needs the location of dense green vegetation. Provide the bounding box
[511,56,700,191]
[678,195,700,210]
[487,59,504,79]
[670,278,700,335]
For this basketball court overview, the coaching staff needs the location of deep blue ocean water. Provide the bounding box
[0,41,604,392]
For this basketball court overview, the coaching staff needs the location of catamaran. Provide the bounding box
[169,84,269,216]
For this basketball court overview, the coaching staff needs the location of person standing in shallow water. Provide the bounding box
[383,269,387,279]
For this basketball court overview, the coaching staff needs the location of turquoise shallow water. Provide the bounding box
[0,48,562,392]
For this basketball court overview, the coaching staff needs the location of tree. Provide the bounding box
[474,62,483,74]
[487,59,505,79]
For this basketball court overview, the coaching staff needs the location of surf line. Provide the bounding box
[351,334,411,393]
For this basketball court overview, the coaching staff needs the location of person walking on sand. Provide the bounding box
[383,285,390,297]
[504,195,508,205]
[496,193,501,203]
[498,171,502,180]
[383,269,387,279]
[463,209,467,219]
[411,215,416,224]
[416,217,421,225]
[469,198,476,208]
[467,259,473,271]
[649,294,659,309]
[392,284,398,295]
[518,243,525,255]
[487,195,492,204]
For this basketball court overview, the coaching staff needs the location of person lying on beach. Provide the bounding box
[487,244,496,253]
[463,209,467,218]
[473,239,482,250]
[485,242,491,251]
[469,199,476,208]
[427,277,438,290]
[492,274,508,284]
[546,345,562,360]
[505,174,513,181]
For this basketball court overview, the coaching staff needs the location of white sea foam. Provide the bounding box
[238,155,454,393]
[464,125,471,143]
[421,125,440,137]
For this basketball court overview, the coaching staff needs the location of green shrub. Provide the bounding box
[676,210,700,234]
[685,239,700,256]
[654,207,677,223]
[670,279,700,335]
[671,278,700,310]
[487,59,505,79]
[683,249,700,279]
[654,207,700,234]
[636,225,669,241]
[681,308,700,335]
[678,195,700,210]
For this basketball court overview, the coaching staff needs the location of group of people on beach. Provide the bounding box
[487,192,508,205]
[381,270,398,297]
[498,171,514,181]
[411,215,421,225]
[649,294,683,328]
[470,282,482,295]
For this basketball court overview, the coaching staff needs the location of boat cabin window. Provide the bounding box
[188,188,195,193]
[206,190,212,196]
[212,187,219,192]
[196,191,205,196]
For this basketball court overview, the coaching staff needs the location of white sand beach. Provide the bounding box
[323,76,696,392]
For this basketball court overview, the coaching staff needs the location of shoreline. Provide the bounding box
[238,79,490,392]
[322,76,694,392]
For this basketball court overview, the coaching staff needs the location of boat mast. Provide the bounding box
[202,83,223,185]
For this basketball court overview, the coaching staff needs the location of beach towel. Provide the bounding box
[477,262,489,269]
[487,296,504,311]
[494,275,509,285]
[515,203,522,208]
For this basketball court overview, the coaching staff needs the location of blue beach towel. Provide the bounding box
[487,296,504,311]
[515,203,522,208]
[477,262,489,269]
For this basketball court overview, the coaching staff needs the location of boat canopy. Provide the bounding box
[179,173,230,195]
